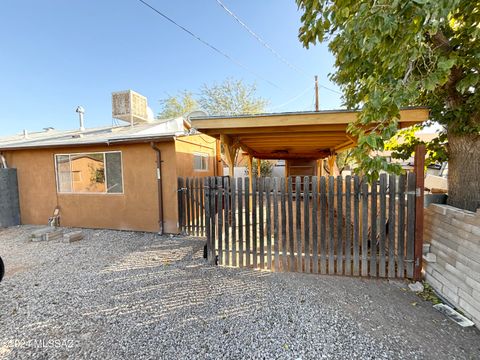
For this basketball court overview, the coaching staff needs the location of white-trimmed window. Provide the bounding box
[55,151,123,194]
[193,152,209,171]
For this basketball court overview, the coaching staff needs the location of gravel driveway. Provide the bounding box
[0,226,479,359]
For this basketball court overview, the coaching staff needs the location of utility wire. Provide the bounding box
[215,0,342,95]
[268,85,312,111]
[136,0,282,90]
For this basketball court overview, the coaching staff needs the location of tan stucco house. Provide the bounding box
[0,116,220,233]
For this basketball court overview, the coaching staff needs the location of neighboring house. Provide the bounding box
[0,108,220,233]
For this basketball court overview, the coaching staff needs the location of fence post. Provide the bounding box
[204,177,211,262]
[414,144,426,280]
[178,177,184,233]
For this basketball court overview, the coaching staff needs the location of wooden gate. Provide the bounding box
[179,174,419,279]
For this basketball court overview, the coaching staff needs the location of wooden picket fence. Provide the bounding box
[178,173,417,279]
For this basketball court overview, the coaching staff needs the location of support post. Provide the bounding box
[247,154,253,194]
[327,154,337,176]
[257,158,261,177]
[414,144,425,280]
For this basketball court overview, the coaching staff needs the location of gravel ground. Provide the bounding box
[0,226,479,360]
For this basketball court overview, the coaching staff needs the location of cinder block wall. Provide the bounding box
[424,204,480,328]
[0,168,21,227]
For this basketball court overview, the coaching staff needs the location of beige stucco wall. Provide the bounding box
[175,134,218,178]
[3,142,176,233]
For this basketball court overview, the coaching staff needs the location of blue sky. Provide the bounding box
[0,0,342,135]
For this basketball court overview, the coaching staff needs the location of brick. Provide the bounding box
[44,229,63,241]
[451,217,473,233]
[455,261,480,281]
[429,204,448,215]
[63,231,84,243]
[458,289,480,311]
[432,269,459,295]
[445,262,467,282]
[442,286,460,304]
[458,298,480,325]
[466,276,480,293]
[425,272,443,293]
[423,253,436,263]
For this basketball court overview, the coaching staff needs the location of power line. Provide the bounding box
[268,85,312,111]
[136,0,282,90]
[215,0,342,95]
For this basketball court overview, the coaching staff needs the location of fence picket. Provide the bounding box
[191,178,196,235]
[304,176,310,273]
[336,176,344,275]
[237,177,243,268]
[266,177,272,270]
[200,178,204,236]
[204,177,211,263]
[353,176,360,276]
[370,180,377,277]
[281,177,287,272]
[295,176,302,272]
[361,181,369,277]
[252,177,257,268]
[379,174,387,277]
[288,177,295,271]
[224,177,230,266]
[397,174,406,278]
[328,176,335,274]
[186,178,191,235]
[320,176,327,274]
[217,177,223,265]
[258,177,265,269]
[245,177,250,267]
[406,173,416,278]
[178,178,184,233]
[195,177,200,236]
[231,179,237,267]
[345,176,352,275]
[312,176,319,274]
[388,175,396,278]
[209,177,216,263]
[273,178,280,271]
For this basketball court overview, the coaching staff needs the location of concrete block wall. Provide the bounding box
[0,168,20,227]
[424,203,480,328]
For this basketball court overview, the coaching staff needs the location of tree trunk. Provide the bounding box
[447,133,480,212]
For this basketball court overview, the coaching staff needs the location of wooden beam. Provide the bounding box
[191,108,429,130]
[220,134,237,178]
[247,155,253,194]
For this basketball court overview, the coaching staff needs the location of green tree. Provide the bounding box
[158,78,268,118]
[158,91,198,119]
[198,78,268,115]
[297,0,480,211]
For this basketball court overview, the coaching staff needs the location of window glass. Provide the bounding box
[105,152,123,193]
[193,153,208,171]
[56,155,72,192]
[55,152,123,194]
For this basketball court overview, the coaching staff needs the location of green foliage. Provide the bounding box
[158,78,268,118]
[245,159,274,177]
[385,125,448,167]
[198,78,268,116]
[335,149,357,173]
[158,91,198,119]
[417,282,442,305]
[297,0,480,181]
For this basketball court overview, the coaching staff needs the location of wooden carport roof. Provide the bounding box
[190,107,429,160]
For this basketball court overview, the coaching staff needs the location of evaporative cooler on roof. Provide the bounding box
[111,90,152,125]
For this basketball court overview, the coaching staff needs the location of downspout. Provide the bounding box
[150,142,164,235]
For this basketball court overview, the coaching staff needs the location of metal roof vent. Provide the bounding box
[76,106,85,131]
